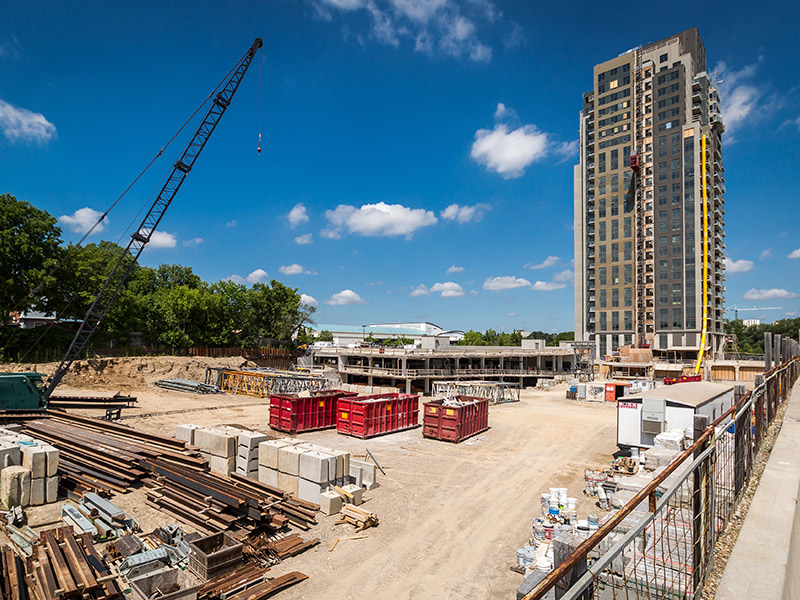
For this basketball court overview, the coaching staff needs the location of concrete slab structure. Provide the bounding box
[194,429,236,458]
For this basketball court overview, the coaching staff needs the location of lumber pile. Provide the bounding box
[0,526,122,600]
[198,564,307,600]
[243,530,320,565]
[336,504,379,532]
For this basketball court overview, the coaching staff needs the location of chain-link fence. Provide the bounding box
[524,356,800,600]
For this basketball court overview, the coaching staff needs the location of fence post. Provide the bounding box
[734,387,747,496]
[774,334,782,367]
[693,414,712,593]
[764,332,772,372]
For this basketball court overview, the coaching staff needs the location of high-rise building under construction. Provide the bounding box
[574,27,726,360]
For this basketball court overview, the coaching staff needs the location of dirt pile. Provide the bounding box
[1,356,254,391]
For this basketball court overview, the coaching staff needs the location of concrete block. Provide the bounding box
[206,454,235,476]
[42,445,59,478]
[236,455,259,473]
[0,442,21,468]
[175,424,199,444]
[317,447,349,479]
[277,437,304,446]
[277,446,306,476]
[45,476,58,503]
[30,478,45,506]
[319,490,343,516]
[194,429,236,458]
[258,440,290,469]
[258,466,279,488]
[298,478,328,504]
[277,471,299,496]
[237,431,269,451]
[342,483,363,505]
[351,459,377,488]
[0,466,31,507]
[365,480,380,491]
[21,445,47,479]
[299,451,335,484]
[348,464,363,488]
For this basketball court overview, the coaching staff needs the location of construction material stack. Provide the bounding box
[0,426,59,507]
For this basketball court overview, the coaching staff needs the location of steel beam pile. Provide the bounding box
[220,370,326,398]
[155,378,223,394]
[0,526,122,600]
[21,411,207,497]
[143,462,319,534]
[198,567,307,600]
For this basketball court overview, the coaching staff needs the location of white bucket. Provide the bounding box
[567,497,577,510]
[516,548,527,567]
[532,519,545,540]
[588,514,599,529]
[541,493,550,516]
[536,556,552,572]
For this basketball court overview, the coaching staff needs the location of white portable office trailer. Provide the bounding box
[617,381,735,449]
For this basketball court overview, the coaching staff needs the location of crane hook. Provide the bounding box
[257,133,262,156]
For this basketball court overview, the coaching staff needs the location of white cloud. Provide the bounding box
[788,248,800,259]
[724,257,754,273]
[525,255,559,270]
[507,312,518,317]
[147,230,177,249]
[300,294,319,307]
[313,0,497,63]
[430,281,464,297]
[441,203,490,224]
[469,290,479,295]
[410,284,430,297]
[247,269,269,284]
[287,203,309,228]
[743,288,799,301]
[553,269,573,283]
[471,123,547,178]
[0,98,57,144]
[279,263,316,275]
[226,275,246,285]
[226,220,237,227]
[715,58,780,135]
[531,281,566,291]
[483,276,531,291]
[760,249,773,260]
[324,202,437,239]
[326,289,366,305]
[446,265,465,274]
[59,207,107,235]
[182,237,204,248]
[295,233,313,245]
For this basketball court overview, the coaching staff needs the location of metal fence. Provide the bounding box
[524,356,800,600]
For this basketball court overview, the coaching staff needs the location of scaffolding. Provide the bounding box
[431,380,520,404]
[207,368,333,397]
[571,341,595,381]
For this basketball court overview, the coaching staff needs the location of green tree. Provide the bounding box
[458,330,486,346]
[317,330,334,342]
[0,193,63,320]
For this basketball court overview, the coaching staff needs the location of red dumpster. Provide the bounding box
[336,393,419,439]
[269,390,356,434]
[422,396,489,443]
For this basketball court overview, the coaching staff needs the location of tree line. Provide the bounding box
[456,329,575,347]
[725,318,800,355]
[1,193,314,358]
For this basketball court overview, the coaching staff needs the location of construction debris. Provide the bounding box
[328,534,368,552]
[243,530,321,566]
[155,378,223,394]
[198,567,307,600]
[336,503,379,532]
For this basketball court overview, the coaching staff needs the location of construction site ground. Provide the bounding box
[8,357,618,600]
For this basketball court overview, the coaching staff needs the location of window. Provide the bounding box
[611,173,619,193]
[611,265,619,284]
[598,197,606,218]
[659,309,669,329]
[599,134,631,149]
[660,53,668,63]
[624,241,632,261]
[624,310,633,330]
[611,244,619,263]
[624,287,632,307]
[599,221,606,241]
[599,245,606,263]
[611,219,619,240]
[599,289,607,308]
[599,267,606,286]
[598,88,631,106]
[598,175,606,195]
[624,263,632,284]
[612,311,620,331]
[600,312,607,330]
[612,289,619,308]
[672,309,682,329]
[657,70,679,84]
[599,153,606,173]
[611,150,619,171]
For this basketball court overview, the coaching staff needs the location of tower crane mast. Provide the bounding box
[43,38,263,400]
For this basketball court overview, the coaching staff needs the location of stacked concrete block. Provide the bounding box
[1,466,31,508]
[257,439,288,488]
[0,429,59,506]
[236,431,269,478]
[194,428,236,475]
[319,490,343,516]
[297,450,336,503]
[175,424,200,445]
[341,483,364,506]
[20,444,58,506]
[0,442,21,468]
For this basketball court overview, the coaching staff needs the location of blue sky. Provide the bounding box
[1,0,799,332]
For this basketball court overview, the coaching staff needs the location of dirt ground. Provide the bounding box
[8,361,619,600]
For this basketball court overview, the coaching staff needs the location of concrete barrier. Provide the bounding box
[716,381,800,600]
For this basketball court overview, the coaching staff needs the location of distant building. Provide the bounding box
[309,323,464,347]
[574,27,726,360]
[742,319,760,327]
[8,311,57,329]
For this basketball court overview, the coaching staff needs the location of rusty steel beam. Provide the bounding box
[42,532,78,597]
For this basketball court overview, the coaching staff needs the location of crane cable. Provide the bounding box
[3,47,250,355]
[257,51,262,155]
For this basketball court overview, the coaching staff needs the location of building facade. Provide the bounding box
[574,28,726,359]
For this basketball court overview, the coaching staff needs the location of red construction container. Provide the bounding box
[422,396,489,443]
[269,390,356,434]
[336,393,419,439]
